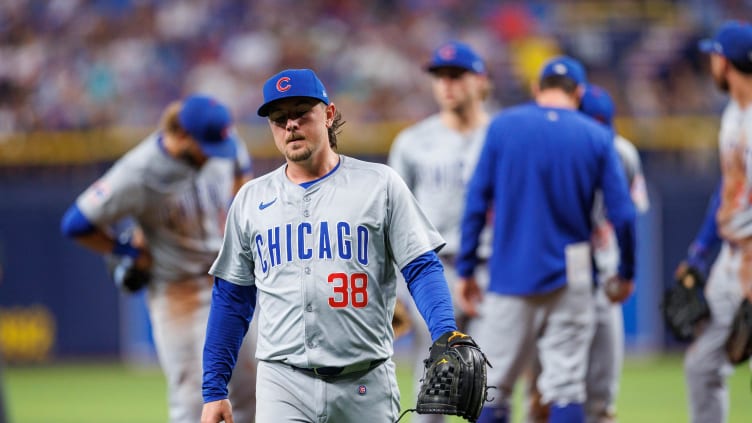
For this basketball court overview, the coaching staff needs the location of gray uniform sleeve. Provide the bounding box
[615,135,650,213]
[209,187,255,286]
[387,132,415,189]
[76,159,147,226]
[384,168,446,270]
[232,129,253,177]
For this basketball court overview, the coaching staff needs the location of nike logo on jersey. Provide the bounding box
[259,198,277,210]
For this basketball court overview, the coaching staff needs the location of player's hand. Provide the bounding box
[604,276,634,303]
[455,276,482,318]
[134,248,153,272]
[130,226,153,271]
[201,399,234,423]
[673,261,690,280]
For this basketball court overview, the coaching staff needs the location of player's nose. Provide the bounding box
[285,118,300,131]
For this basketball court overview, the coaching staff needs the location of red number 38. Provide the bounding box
[328,272,368,308]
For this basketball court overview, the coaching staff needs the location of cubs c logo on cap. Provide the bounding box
[438,44,456,60]
[276,77,291,92]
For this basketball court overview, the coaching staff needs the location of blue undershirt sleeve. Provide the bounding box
[60,204,96,238]
[687,181,722,271]
[692,182,722,252]
[202,278,256,403]
[402,251,457,342]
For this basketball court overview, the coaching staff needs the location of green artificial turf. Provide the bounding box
[2,354,750,422]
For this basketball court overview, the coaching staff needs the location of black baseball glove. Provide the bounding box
[661,265,710,341]
[107,255,151,294]
[415,331,491,422]
[725,299,752,365]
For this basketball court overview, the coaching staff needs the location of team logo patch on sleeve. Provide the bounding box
[358,385,367,395]
[82,179,112,206]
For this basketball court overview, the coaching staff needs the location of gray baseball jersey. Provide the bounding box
[75,130,256,422]
[717,100,752,239]
[388,114,490,257]
[76,132,239,283]
[210,155,445,368]
[389,113,491,423]
[685,100,751,423]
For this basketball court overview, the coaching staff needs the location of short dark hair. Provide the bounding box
[539,75,579,94]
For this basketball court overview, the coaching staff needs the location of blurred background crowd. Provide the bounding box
[0,0,749,366]
[0,0,746,134]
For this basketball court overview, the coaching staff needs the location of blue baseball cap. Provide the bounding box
[699,20,752,73]
[425,41,486,74]
[257,69,330,117]
[178,95,236,159]
[580,84,615,128]
[539,55,587,86]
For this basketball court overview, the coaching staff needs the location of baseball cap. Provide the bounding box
[425,41,486,74]
[580,84,615,128]
[539,55,587,86]
[699,20,752,73]
[178,95,236,159]
[257,68,330,117]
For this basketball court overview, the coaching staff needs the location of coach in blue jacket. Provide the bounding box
[455,56,636,423]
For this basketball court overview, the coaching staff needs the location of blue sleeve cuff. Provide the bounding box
[693,183,722,254]
[402,251,457,341]
[614,221,636,280]
[202,278,256,402]
[60,204,96,238]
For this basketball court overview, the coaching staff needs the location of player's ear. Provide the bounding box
[574,84,586,105]
[530,80,540,97]
[325,102,336,127]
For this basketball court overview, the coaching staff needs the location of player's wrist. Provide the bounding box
[687,241,708,260]
[112,240,140,260]
[686,241,709,273]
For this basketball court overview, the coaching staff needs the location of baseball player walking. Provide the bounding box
[60,94,256,423]
[526,83,651,423]
[456,56,637,423]
[685,20,752,423]
[200,68,476,423]
[387,40,492,423]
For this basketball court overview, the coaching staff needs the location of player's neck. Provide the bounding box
[441,104,488,133]
[285,149,340,184]
[729,75,752,109]
[162,132,206,168]
[536,89,578,110]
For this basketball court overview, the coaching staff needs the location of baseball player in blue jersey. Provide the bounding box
[685,20,752,423]
[526,84,650,423]
[60,94,256,423]
[200,68,475,423]
[456,56,637,423]
[388,40,492,423]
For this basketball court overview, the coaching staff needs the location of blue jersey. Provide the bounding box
[457,103,636,295]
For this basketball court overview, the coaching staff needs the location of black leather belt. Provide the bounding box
[289,358,387,378]
[439,254,488,265]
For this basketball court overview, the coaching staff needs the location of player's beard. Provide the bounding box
[286,145,313,162]
[284,134,313,162]
[179,149,206,168]
[714,73,730,93]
